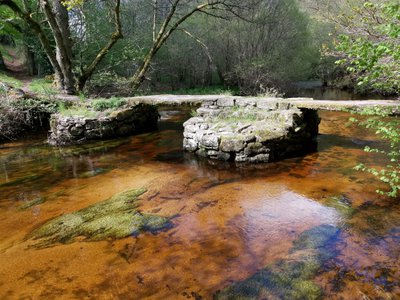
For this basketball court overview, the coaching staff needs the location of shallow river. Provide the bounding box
[0,108,399,299]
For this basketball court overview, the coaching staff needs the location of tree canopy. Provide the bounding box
[0,0,398,96]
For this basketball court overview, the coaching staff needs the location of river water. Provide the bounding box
[289,81,397,100]
[0,107,399,299]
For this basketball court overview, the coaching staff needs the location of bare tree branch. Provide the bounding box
[77,0,123,91]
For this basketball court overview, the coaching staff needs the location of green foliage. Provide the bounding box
[166,85,236,96]
[9,97,59,114]
[58,97,127,117]
[217,0,319,95]
[350,107,400,198]
[86,71,132,96]
[91,97,126,111]
[0,4,21,39]
[0,0,327,95]
[0,72,23,88]
[29,78,58,95]
[62,0,84,10]
[58,106,98,118]
[190,109,198,117]
[335,1,400,94]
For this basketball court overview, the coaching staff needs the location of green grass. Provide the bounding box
[58,97,127,118]
[0,72,23,88]
[59,106,98,118]
[91,97,126,111]
[29,78,58,95]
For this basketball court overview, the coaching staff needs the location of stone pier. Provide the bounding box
[48,104,159,145]
[183,98,320,163]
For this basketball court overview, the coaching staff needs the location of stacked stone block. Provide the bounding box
[183,98,319,163]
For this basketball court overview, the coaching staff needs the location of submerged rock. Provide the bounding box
[18,197,46,210]
[29,188,171,247]
[322,195,355,218]
[214,224,341,300]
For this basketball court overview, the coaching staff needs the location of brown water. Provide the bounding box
[290,81,397,100]
[0,108,399,299]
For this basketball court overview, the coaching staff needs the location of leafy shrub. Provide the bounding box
[334,2,400,95]
[91,97,127,111]
[350,107,400,198]
[58,97,128,118]
[166,86,236,96]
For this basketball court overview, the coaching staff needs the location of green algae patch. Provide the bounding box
[215,224,340,300]
[29,188,171,247]
[0,174,44,188]
[321,195,355,218]
[18,197,46,210]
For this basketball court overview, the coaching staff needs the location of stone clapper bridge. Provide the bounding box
[50,95,400,163]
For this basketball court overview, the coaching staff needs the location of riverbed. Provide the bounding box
[0,108,399,299]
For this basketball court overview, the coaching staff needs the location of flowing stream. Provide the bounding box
[0,106,399,299]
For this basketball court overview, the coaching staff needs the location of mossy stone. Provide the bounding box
[322,195,355,218]
[291,224,340,252]
[215,224,340,300]
[30,188,171,247]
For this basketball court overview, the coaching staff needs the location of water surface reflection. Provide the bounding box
[0,108,399,299]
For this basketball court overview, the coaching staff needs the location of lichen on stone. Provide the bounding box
[48,104,159,146]
[29,188,171,247]
[214,224,341,300]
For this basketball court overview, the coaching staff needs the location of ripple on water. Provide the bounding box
[0,108,399,299]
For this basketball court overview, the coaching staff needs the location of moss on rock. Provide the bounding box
[18,197,46,210]
[215,224,340,300]
[30,188,171,247]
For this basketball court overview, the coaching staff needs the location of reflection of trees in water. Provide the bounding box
[347,200,400,239]
[65,155,95,178]
[2,160,9,182]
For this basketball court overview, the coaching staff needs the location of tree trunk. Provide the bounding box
[1,0,123,95]
[129,1,214,92]
[42,0,75,94]
[1,0,65,87]
[131,49,157,92]
[0,50,5,71]
[216,64,225,84]
[24,45,36,76]
[54,0,75,92]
